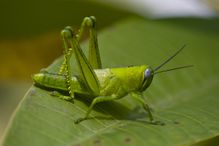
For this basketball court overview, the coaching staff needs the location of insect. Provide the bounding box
[33,16,192,124]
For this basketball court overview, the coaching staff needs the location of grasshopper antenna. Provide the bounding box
[154,44,186,72]
[154,65,193,75]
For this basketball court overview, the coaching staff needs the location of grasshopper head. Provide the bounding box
[139,67,154,92]
[139,45,193,92]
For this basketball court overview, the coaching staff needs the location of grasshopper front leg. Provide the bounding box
[131,92,154,122]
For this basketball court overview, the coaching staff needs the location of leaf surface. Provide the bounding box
[2,17,219,146]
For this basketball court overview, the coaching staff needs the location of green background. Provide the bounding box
[0,0,219,146]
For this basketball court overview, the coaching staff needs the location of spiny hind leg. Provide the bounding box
[77,16,102,69]
[59,26,74,75]
[62,27,100,97]
[58,28,77,101]
[58,17,101,101]
[59,16,101,74]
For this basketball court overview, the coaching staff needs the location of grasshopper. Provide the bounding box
[33,16,192,124]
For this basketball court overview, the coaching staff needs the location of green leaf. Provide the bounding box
[2,17,219,146]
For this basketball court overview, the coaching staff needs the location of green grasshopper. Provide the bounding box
[33,16,192,124]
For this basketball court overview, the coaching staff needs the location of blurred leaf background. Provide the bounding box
[0,0,219,146]
[0,0,132,140]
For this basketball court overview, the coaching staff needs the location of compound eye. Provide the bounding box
[144,68,151,79]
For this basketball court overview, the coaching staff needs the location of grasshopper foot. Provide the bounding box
[150,120,165,126]
[61,96,74,103]
[50,91,74,102]
[74,117,87,124]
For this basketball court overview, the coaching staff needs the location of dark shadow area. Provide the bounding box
[191,135,219,146]
[31,84,165,126]
[73,93,165,126]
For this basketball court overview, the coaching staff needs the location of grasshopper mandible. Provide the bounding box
[33,16,192,124]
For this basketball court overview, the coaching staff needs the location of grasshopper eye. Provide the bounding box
[144,68,151,79]
[141,68,154,92]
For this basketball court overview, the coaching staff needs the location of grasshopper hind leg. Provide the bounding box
[59,16,102,74]
[77,16,102,69]
[58,17,102,122]
[62,26,100,96]
[58,28,76,102]
[60,23,101,103]
[58,16,102,102]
